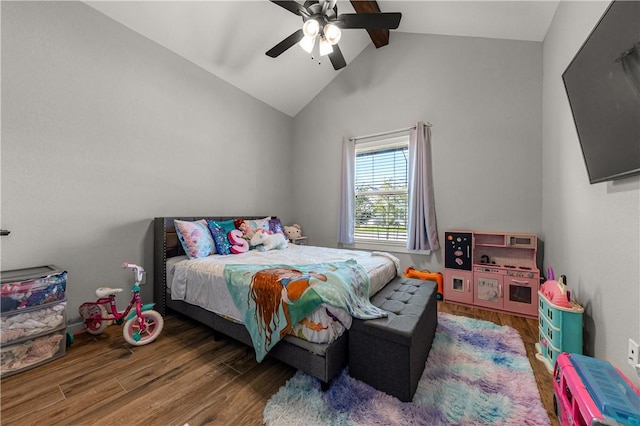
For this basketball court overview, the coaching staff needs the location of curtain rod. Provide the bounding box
[349,122,432,142]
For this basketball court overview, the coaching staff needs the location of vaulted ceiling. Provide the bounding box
[85,1,559,117]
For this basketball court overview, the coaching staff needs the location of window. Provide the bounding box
[354,135,409,245]
[339,122,438,252]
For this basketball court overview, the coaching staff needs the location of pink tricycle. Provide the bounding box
[78,263,163,346]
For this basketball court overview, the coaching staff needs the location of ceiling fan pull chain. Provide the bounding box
[308,38,321,65]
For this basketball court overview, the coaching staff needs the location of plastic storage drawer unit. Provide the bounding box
[1,327,66,378]
[1,266,68,378]
[1,300,67,345]
[1,266,67,312]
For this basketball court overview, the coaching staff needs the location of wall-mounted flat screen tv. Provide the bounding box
[562,0,640,184]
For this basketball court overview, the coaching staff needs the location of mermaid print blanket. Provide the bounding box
[224,259,387,362]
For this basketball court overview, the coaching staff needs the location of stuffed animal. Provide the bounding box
[284,224,302,240]
[249,229,288,251]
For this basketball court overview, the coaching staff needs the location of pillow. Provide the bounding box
[209,219,236,233]
[206,220,237,255]
[269,218,285,236]
[228,229,249,254]
[209,227,232,255]
[174,219,216,259]
[252,216,272,231]
[236,216,271,239]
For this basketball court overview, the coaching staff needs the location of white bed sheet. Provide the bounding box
[167,244,400,324]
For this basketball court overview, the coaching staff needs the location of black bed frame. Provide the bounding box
[153,216,348,383]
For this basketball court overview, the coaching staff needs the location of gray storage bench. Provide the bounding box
[349,276,438,402]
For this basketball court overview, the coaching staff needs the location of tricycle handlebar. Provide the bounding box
[122,263,145,284]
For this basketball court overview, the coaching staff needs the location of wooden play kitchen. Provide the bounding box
[443,230,540,318]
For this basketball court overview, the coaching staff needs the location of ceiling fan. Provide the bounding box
[266,0,402,70]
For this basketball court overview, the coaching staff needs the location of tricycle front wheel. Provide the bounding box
[123,310,164,346]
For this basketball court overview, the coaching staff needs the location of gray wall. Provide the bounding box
[542,1,640,384]
[292,32,543,272]
[1,2,294,318]
[3,0,637,385]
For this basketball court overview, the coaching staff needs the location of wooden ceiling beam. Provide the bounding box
[349,0,390,48]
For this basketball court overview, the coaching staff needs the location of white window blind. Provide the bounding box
[354,137,409,244]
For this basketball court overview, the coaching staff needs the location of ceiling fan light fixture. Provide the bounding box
[323,23,341,45]
[319,36,333,56]
[299,35,316,54]
[302,19,320,38]
[266,0,402,71]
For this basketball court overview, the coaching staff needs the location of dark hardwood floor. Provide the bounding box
[1,301,559,426]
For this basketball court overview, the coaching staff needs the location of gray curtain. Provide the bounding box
[407,122,439,251]
[338,137,355,244]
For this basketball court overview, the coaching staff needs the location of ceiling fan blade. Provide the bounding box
[336,12,402,30]
[328,44,347,70]
[270,0,307,16]
[266,29,305,58]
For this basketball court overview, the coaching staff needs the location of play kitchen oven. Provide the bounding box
[444,230,540,318]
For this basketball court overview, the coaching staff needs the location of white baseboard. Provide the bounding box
[66,320,86,335]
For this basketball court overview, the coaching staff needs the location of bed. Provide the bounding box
[153,216,400,383]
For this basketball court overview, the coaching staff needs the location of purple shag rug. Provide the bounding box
[264,312,550,425]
